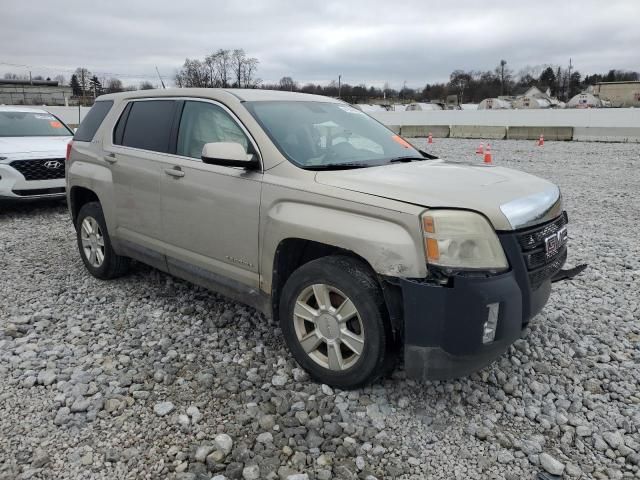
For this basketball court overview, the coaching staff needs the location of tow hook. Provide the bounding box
[551,264,588,283]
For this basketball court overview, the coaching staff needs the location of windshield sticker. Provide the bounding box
[391,135,412,148]
[338,105,365,115]
[49,120,63,129]
[35,114,55,120]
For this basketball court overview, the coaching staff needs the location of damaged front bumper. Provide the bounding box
[399,218,582,381]
[400,270,549,380]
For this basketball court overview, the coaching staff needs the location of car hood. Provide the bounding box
[314,159,563,230]
[0,136,72,159]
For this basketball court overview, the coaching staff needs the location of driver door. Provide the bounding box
[159,99,262,290]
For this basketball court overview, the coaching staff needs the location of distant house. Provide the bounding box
[0,79,73,106]
[405,102,443,111]
[353,104,388,113]
[593,81,640,107]
[566,92,604,108]
[477,98,512,109]
[512,96,551,109]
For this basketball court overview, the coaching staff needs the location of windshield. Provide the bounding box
[244,101,422,169]
[0,111,73,137]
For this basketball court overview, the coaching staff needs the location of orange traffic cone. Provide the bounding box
[476,142,484,154]
[427,132,433,144]
[484,143,492,164]
[538,134,544,146]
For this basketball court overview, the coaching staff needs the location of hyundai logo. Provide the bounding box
[44,160,62,169]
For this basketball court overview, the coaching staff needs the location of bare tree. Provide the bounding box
[231,49,246,87]
[175,58,209,88]
[139,81,155,90]
[105,78,124,93]
[242,57,260,88]
[279,76,297,91]
[74,67,92,104]
[53,74,66,85]
[176,49,258,88]
[214,49,231,87]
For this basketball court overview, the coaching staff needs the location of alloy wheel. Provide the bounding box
[80,216,105,268]
[293,283,365,371]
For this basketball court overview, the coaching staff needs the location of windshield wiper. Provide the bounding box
[303,162,373,171]
[388,156,427,163]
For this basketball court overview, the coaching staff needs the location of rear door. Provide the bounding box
[107,99,177,267]
[158,99,262,289]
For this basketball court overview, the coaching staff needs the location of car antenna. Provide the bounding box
[155,66,166,89]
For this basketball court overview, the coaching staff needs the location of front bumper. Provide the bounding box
[0,162,65,200]
[400,224,565,380]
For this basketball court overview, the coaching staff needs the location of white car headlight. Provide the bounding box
[421,210,508,272]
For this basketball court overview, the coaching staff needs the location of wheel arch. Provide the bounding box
[271,238,403,344]
[69,186,101,227]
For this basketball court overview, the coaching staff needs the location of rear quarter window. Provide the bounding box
[117,100,176,153]
[74,100,114,142]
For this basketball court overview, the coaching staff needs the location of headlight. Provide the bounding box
[421,210,508,272]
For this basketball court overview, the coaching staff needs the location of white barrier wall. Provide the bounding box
[370,108,640,128]
[19,105,92,126]
[20,105,640,141]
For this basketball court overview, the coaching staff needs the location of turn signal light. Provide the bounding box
[66,141,73,162]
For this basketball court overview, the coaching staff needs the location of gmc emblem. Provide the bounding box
[544,226,568,257]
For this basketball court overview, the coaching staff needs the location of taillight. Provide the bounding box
[66,141,73,162]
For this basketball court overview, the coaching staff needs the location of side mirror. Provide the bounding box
[201,142,258,169]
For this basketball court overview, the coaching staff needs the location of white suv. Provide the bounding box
[0,106,73,201]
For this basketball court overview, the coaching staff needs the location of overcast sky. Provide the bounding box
[2,0,639,89]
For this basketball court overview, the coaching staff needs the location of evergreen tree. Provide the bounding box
[89,75,103,97]
[69,74,82,96]
[539,67,556,94]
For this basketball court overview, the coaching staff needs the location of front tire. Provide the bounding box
[76,201,129,279]
[279,255,393,389]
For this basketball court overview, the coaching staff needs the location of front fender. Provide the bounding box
[261,201,426,291]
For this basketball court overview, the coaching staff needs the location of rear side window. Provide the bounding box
[118,100,175,153]
[74,100,113,142]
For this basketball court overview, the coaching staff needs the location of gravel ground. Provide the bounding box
[1,139,639,480]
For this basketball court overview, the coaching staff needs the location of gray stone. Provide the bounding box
[153,401,175,417]
[31,449,50,468]
[214,433,234,455]
[242,464,260,480]
[256,432,273,444]
[539,453,565,476]
[194,445,214,462]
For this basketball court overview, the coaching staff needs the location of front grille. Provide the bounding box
[516,213,568,289]
[9,158,65,181]
[517,212,568,251]
[12,187,65,197]
[528,249,567,289]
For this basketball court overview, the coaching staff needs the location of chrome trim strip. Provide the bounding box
[500,186,563,230]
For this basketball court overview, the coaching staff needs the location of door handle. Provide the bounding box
[164,167,185,178]
[104,153,117,164]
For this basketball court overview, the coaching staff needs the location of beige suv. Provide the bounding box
[66,89,573,388]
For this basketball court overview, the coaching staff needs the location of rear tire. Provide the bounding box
[76,201,129,279]
[279,255,394,389]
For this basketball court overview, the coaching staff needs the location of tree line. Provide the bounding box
[173,54,640,104]
[4,54,639,106]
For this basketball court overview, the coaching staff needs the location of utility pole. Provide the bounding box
[338,75,341,98]
[155,66,166,89]
[567,58,573,99]
[500,59,507,96]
